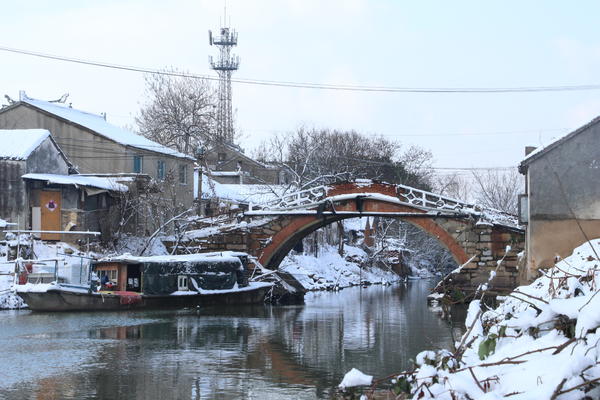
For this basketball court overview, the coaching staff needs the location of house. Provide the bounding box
[199,174,285,216]
[519,115,600,280]
[0,129,128,240]
[0,93,196,210]
[203,142,290,185]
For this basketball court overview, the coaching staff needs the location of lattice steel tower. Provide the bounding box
[209,20,239,144]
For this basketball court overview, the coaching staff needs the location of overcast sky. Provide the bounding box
[3,0,600,172]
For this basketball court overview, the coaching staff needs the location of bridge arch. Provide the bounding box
[181,180,525,295]
[257,197,470,270]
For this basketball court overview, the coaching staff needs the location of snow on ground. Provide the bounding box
[340,239,600,399]
[110,234,169,257]
[0,272,23,309]
[280,244,400,290]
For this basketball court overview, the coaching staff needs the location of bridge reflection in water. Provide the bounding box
[0,281,465,399]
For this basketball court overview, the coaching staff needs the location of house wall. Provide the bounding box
[0,104,194,209]
[26,181,117,243]
[26,137,70,175]
[525,122,600,279]
[0,160,27,228]
[0,136,69,229]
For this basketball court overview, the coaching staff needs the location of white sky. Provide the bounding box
[3,0,600,172]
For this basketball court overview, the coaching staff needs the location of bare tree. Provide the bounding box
[136,70,216,155]
[472,169,522,214]
[435,172,471,201]
[104,169,193,254]
[254,127,433,191]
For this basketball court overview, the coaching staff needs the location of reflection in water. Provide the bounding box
[0,280,464,399]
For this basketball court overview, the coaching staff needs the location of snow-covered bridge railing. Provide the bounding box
[252,181,475,213]
[247,180,520,230]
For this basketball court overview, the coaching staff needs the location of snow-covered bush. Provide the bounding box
[340,239,600,399]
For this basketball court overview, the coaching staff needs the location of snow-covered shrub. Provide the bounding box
[340,239,600,399]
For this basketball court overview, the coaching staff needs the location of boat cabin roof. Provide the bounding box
[95,251,248,265]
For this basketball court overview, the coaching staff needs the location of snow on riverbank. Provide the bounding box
[280,244,400,290]
[340,239,600,399]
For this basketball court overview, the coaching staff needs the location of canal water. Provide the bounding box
[0,280,464,399]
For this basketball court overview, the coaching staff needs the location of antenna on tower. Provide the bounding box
[209,6,239,144]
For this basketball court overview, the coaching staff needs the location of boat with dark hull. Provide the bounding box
[16,252,272,312]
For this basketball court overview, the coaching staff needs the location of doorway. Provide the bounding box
[126,264,142,292]
[40,190,61,240]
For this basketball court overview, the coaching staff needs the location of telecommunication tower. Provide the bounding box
[209,17,239,144]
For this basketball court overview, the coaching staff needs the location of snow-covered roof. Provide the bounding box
[19,97,193,160]
[201,174,285,204]
[211,171,244,176]
[22,173,129,192]
[0,129,50,160]
[98,251,247,264]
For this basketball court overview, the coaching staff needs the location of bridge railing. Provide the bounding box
[250,182,477,213]
[252,185,328,211]
[395,184,475,212]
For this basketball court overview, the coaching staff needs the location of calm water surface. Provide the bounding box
[0,280,464,399]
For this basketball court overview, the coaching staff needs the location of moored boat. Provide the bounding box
[16,252,272,312]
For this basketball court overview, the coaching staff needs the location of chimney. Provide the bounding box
[525,146,537,156]
[18,90,27,101]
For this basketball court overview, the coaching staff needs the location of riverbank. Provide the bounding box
[280,244,403,291]
[340,239,600,399]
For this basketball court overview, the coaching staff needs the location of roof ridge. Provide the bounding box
[22,97,104,119]
[520,114,600,170]
[18,97,193,160]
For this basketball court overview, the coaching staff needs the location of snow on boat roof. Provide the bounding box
[0,129,50,160]
[22,173,129,192]
[20,97,193,160]
[97,251,248,264]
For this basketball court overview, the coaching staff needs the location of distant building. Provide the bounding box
[0,93,196,209]
[203,142,291,185]
[519,116,600,280]
[0,129,127,240]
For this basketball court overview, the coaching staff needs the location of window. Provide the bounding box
[177,275,188,291]
[157,160,166,180]
[218,152,226,161]
[100,269,118,283]
[133,155,143,173]
[179,165,188,185]
[518,194,529,224]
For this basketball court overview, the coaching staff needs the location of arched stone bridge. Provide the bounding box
[176,181,525,295]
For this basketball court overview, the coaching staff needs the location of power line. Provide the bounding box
[3,44,600,94]
[243,127,567,138]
